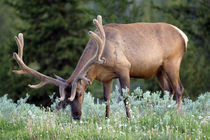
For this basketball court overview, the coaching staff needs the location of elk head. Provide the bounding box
[65,15,106,119]
[13,15,106,120]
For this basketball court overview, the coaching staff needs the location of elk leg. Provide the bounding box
[103,80,113,118]
[163,61,184,110]
[157,68,173,96]
[176,79,184,109]
[118,70,131,119]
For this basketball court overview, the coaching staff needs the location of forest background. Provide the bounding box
[0,0,209,106]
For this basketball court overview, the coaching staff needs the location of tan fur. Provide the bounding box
[67,21,188,119]
[13,16,188,120]
[170,25,188,49]
[68,22,188,82]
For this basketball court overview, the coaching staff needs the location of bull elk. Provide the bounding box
[13,15,188,120]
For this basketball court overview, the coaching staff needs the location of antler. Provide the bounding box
[69,15,106,101]
[13,33,68,101]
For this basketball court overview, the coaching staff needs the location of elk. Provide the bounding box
[13,15,188,120]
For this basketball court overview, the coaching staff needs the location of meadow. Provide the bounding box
[0,87,209,140]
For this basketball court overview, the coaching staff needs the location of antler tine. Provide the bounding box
[13,52,59,88]
[13,35,26,75]
[13,33,67,101]
[28,81,47,88]
[93,17,106,64]
[97,15,102,27]
[14,33,23,59]
[18,33,24,47]
[96,15,105,40]
[69,15,106,101]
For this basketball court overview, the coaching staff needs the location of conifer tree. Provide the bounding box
[5,0,92,105]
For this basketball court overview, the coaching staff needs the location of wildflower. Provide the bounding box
[98,126,102,130]
[106,118,110,123]
[198,115,203,119]
[120,131,125,135]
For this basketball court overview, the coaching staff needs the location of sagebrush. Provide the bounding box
[0,87,209,139]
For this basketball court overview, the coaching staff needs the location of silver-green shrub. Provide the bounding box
[0,87,209,139]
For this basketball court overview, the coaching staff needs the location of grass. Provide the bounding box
[0,87,209,140]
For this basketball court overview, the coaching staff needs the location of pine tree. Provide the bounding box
[5,0,92,105]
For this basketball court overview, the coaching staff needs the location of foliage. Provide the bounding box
[1,0,92,106]
[0,0,209,105]
[0,0,22,101]
[0,87,209,139]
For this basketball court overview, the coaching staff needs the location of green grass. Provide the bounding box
[0,87,209,140]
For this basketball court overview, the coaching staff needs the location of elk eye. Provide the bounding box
[79,93,82,97]
[77,91,82,97]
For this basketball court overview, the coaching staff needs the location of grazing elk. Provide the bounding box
[13,15,188,120]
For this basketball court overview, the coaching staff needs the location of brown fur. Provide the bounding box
[14,20,188,120]
[66,22,188,119]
